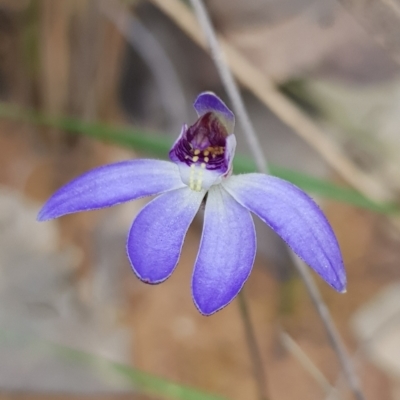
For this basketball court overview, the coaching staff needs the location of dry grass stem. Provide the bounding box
[290,254,364,400]
[238,291,270,400]
[176,0,366,398]
[149,0,394,206]
[189,0,270,175]
[102,1,187,130]
[280,330,336,395]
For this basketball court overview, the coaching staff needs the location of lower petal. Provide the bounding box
[192,186,256,315]
[223,174,346,292]
[127,187,205,283]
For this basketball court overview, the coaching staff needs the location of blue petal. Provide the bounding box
[192,186,256,315]
[223,174,346,292]
[127,187,205,283]
[38,160,184,221]
[193,92,235,133]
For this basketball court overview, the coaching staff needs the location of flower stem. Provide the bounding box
[238,290,269,400]
[188,0,269,175]
[290,254,365,400]
[187,1,365,399]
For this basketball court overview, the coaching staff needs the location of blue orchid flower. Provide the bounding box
[38,92,346,315]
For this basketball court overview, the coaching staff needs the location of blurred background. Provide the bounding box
[0,0,400,399]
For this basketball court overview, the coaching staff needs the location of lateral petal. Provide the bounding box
[38,160,184,221]
[192,186,256,315]
[223,174,346,292]
[127,187,205,283]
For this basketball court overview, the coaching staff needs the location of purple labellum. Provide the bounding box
[171,112,228,171]
[169,96,237,192]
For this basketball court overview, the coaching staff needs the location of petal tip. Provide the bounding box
[320,266,346,293]
[330,272,347,293]
[36,207,52,222]
[193,298,223,316]
[127,255,167,285]
[37,203,66,221]
[36,214,45,222]
[135,273,163,285]
[125,245,162,285]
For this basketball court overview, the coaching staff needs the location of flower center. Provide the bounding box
[169,110,235,192]
[175,112,228,169]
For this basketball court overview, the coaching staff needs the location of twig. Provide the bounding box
[148,0,394,205]
[188,1,270,398]
[184,1,365,399]
[238,291,269,400]
[290,255,364,400]
[337,0,400,65]
[280,330,337,396]
[325,295,400,400]
[101,0,187,132]
[189,0,269,175]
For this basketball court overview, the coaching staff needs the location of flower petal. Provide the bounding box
[127,187,205,283]
[38,160,184,221]
[193,92,235,133]
[192,186,256,315]
[223,174,346,292]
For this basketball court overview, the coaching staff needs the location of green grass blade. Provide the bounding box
[56,346,228,400]
[0,102,397,214]
[0,329,228,400]
[233,157,399,214]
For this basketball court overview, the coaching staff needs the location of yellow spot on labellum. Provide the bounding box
[203,150,210,156]
[192,156,199,162]
[204,157,209,163]
[194,149,200,155]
